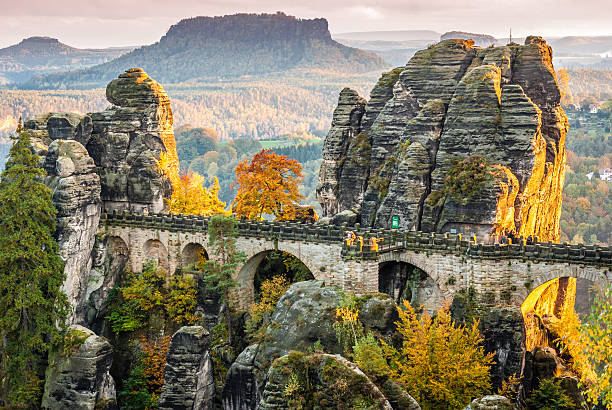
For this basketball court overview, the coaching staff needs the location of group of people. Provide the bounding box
[497,231,538,245]
[344,231,384,252]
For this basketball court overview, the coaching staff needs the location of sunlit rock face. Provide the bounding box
[521,277,577,352]
[318,37,567,242]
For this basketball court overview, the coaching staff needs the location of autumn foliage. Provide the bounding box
[141,335,172,395]
[232,149,303,220]
[158,151,227,216]
[561,284,612,408]
[381,301,493,409]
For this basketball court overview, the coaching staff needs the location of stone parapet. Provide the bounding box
[100,212,612,268]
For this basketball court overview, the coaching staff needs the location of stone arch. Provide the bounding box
[529,265,608,291]
[105,235,129,275]
[142,239,169,273]
[378,251,438,284]
[181,242,208,270]
[107,235,128,258]
[521,274,599,352]
[234,249,315,310]
[378,260,443,315]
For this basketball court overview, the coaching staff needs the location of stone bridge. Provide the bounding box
[100,212,611,310]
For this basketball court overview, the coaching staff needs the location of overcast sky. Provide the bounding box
[1,0,611,48]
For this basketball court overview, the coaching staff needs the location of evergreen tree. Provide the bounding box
[0,127,69,407]
[199,215,245,345]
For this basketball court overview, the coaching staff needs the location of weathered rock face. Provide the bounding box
[159,326,215,410]
[318,37,567,242]
[482,306,526,392]
[25,68,177,214]
[223,281,399,409]
[24,68,178,325]
[317,88,366,218]
[43,140,102,325]
[259,353,394,409]
[42,325,116,410]
[88,68,177,213]
[463,395,513,410]
[84,235,129,333]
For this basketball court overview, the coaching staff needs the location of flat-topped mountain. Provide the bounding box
[0,37,131,84]
[441,31,496,47]
[21,12,385,89]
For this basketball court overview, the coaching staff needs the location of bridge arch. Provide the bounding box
[378,251,439,285]
[142,239,169,273]
[378,260,444,315]
[234,249,316,310]
[181,242,208,270]
[529,264,608,291]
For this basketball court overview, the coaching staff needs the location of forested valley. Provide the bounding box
[1,68,611,243]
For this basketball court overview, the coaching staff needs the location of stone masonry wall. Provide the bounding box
[99,214,610,310]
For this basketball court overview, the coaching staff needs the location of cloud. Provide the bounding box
[0,0,611,48]
[348,6,384,20]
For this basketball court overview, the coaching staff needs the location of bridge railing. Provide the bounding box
[100,211,346,244]
[100,212,612,267]
[341,228,611,267]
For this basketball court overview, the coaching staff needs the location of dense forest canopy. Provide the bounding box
[1,62,610,244]
[0,72,377,141]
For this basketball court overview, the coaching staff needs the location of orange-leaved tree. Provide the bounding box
[158,151,227,216]
[381,301,493,409]
[231,149,303,220]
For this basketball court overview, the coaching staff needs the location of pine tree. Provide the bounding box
[199,215,245,345]
[0,128,69,407]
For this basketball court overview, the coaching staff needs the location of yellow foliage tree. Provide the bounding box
[556,68,573,106]
[381,301,493,410]
[562,284,612,409]
[166,274,199,326]
[245,275,290,341]
[232,149,303,220]
[158,151,227,216]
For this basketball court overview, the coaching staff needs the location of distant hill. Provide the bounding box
[0,37,132,85]
[441,31,496,47]
[21,13,385,90]
[334,30,440,42]
[333,31,440,66]
[550,36,612,55]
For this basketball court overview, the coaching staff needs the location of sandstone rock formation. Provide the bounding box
[223,281,408,409]
[88,68,177,214]
[43,139,101,324]
[159,326,215,410]
[25,67,177,214]
[463,395,513,410]
[482,306,526,392]
[42,325,116,410]
[259,353,395,409]
[318,37,568,242]
[24,68,177,325]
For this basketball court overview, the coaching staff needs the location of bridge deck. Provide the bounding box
[100,212,612,268]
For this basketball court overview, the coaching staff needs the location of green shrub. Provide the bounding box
[117,352,159,410]
[107,262,165,334]
[526,378,575,410]
[353,332,389,379]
